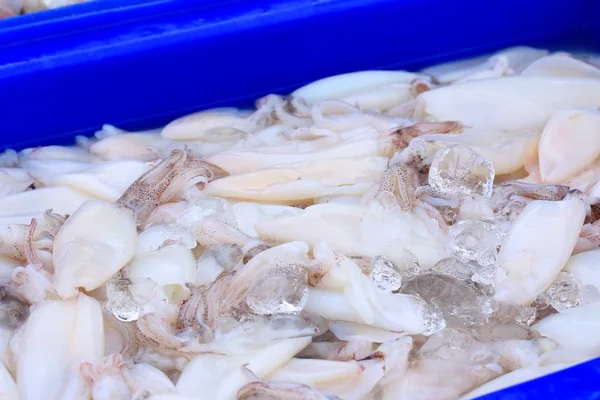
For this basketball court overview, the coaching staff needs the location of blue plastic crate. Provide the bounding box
[0,0,599,398]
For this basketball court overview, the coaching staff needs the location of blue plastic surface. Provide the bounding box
[0,0,593,149]
[0,0,599,398]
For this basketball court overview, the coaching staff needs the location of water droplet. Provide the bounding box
[429,145,495,198]
[369,256,402,292]
[104,278,141,322]
[449,220,504,267]
[399,273,484,328]
[246,265,309,315]
[547,272,582,312]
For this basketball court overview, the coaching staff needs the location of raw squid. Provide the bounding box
[0,46,598,400]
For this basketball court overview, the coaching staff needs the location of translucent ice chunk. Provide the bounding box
[432,258,495,296]
[411,295,446,335]
[357,251,420,283]
[399,273,484,328]
[516,306,537,326]
[449,220,504,267]
[104,278,141,322]
[429,145,495,198]
[369,256,402,292]
[397,249,422,278]
[214,243,244,271]
[457,194,495,222]
[474,321,534,342]
[472,263,498,287]
[546,271,582,312]
[246,265,309,315]
[432,257,473,282]
[494,302,536,326]
[216,313,324,343]
[136,224,196,257]
[473,301,536,342]
[243,244,269,264]
[420,328,497,365]
[531,292,551,310]
[267,313,326,339]
[530,292,556,321]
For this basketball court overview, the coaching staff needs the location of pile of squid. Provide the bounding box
[1,47,600,400]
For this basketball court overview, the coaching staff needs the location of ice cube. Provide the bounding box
[477,296,497,317]
[421,328,472,359]
[515,306,537,326]
[104,278,141,322]
[432,257,473,282]
[214,243,244,271]
[429,145,495,198]
[494,302,536,326]
[246,265,309,315]
[546,271,582,312]
[432,258,495,296]
[420,328,497,365]
[267,313,326,338]
[399,273,484,328]
[369,256,402,292]
[420,298,447,335]
[473,302,536,341]
[449,220,504,267]
[531,292,551,310]
[472,263,498,287]
[398,249,422,278]
[216,312,323,343]
[243,244,269,264]
[457,194,495,222]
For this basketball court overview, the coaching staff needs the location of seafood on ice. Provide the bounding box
[1,46,600,400]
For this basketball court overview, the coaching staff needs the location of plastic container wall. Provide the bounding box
[0,0,590,149]
[0,1,599,398]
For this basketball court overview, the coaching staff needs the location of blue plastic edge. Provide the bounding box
[0,0,226,42]
[476,357,600,400]
[0,1,599,399]
[0,0,591,149]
